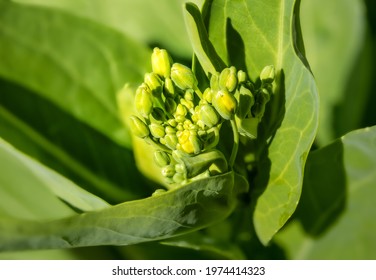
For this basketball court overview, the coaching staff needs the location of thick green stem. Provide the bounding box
[229,117,239,168]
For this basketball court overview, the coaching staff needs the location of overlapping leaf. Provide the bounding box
[0,1,152,202]
[276,126,376,259]
[188,0,319,244]
[0,172,239,251]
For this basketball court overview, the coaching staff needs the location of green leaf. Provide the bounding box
[300,0,367,145]
[276,126,376,259]
[204,0,319,244]
[0,1,152,202]
[0,138,109,221]
[0,172,237,251]
[14,0,204,58]
[0,0,150,148]
[184,2,226,75]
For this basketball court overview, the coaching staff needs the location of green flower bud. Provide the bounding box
[164,97,177,114]
[135,83,153,118]
[251,88,270,118]
[175,103,187,117]
[151,47,172,78]
[260,65,275,84]
[210,72,220,91]
[180,98,194,111]
[236,85,255,119]
[173,172,185,183]
[212,89,238,120]
[144,72,163,97]
[165,126,176,135]
[150,107,167,122]
[164,133,178,150]
[219,66,237,92]
[153,150,171,167]
[163,77,175,97]
[184,90,194,101]
[149,123,165,138]
[129,115,149,138]
[161,165,175,178]
[175,163,186,174]
[199,104,220,128]
[203,88,213,103]
[171,63,197,90]
[237,70,248,84]
[167,119,177,127]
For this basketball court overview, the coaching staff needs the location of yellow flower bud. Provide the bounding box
[171,63,197,90]
[212,89,238,120]
[129,115,149,138]
[178,130,201,154]
[151,47,172,78]
[164,133,178,150]
[135,83,153,118]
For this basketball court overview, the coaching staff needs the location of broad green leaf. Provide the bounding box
[13,0,204,58]
[184,2,226,75]
[0,172,238,251]
[204,0,319,244]
[300,0,367,145]
[0,138,109,221]
[0,1,152,202]
[276,126,376,259]
[0,0,150,148]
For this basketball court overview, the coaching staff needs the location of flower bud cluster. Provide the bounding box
[129,48,275,185]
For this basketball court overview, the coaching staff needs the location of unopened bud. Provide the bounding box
[149,123,165,138]
[161,165,175,178]
[144,72,163,97]
[203,88,213,103]
[210,72,220,91]
[219,66,237,92]
[135,83,153,118]
[150,107,167,122]
[212,89,238,120]
[163,77,175,97]
[151,47,172,78]
[260,65,275,84]
[129,116,149,138]
[164,133,178,150]
[164,97,177,114]
[178,130,201,154]
[237,70,247,84]
[199,104,220,128]
[236,85,255,119]
[153,150,171,167]
[171,63,197,90]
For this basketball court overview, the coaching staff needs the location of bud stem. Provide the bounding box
[229,117,239,168]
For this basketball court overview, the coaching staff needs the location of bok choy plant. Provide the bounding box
[0,0,375,259]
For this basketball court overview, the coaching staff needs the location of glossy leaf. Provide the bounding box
[300,0,367,145]
[203,0,319,244]
[0,138,109,221]
[276,126,376,259]
[0,172,237,251]
[0,1,152,202]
